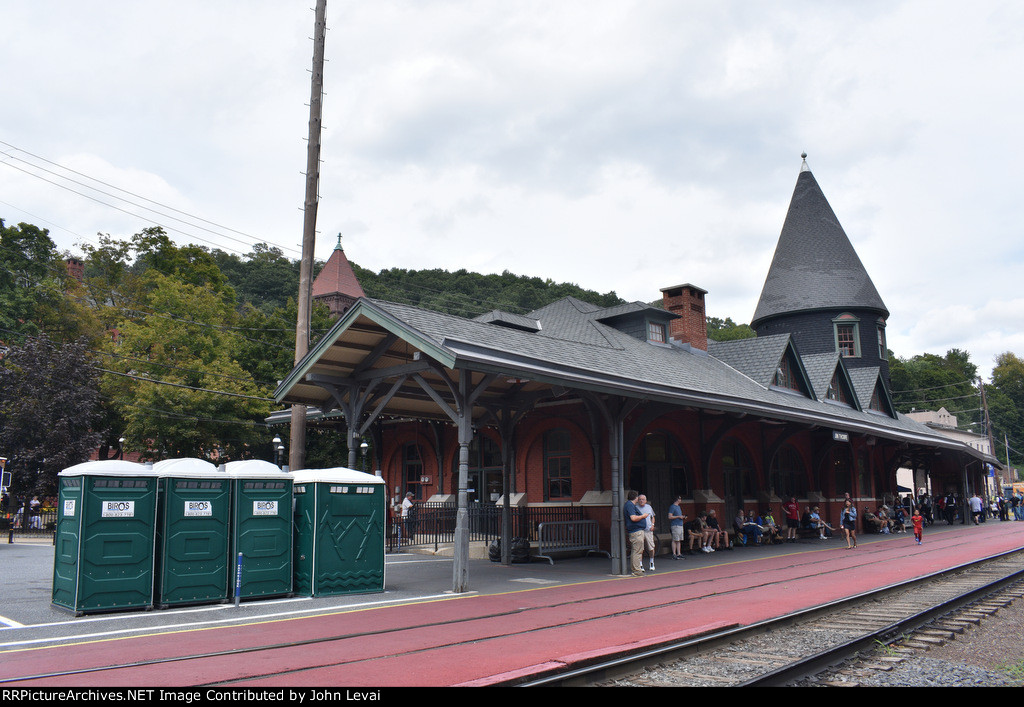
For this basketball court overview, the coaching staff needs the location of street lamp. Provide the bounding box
[360,440,369,473]
[118,437,125,460]
[272,436,283,468]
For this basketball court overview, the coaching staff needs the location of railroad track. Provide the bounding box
[523,549,1024,687]
[4,543,1021,686]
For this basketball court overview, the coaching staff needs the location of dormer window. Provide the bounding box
[826,372,849,404]
[647,321,667,343]
[833,313,860,358]
[869,384,884,412]
[773,355,800,391]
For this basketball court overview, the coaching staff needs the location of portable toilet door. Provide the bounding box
[224,460,293,600]
[292,468,386,596]
[52,460,158,614]
[153,458,232,608]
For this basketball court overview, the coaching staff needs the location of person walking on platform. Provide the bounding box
[841,499,858,549]
[911,507,924,545]
[969,492,983,525]
[624,490,650,577]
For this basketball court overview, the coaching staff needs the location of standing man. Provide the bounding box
[637,494,657,571]
[783,496,800,543]
[401,491,415,543]
[668,496,687,560]
[624,490,650,577]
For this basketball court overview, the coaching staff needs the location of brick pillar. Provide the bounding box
[661,283,708,351]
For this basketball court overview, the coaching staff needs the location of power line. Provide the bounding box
[95,367,275,401]
[0,140,302,258]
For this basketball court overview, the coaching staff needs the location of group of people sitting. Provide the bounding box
[731,505,836,546]
[863,504,907,534]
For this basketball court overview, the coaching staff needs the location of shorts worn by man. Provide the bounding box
[624,490,650,577]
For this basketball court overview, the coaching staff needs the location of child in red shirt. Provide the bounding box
[912,509,924,545]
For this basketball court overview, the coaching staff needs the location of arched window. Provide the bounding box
[403,443,424,499]
[628,431,691,500]
[544,428,572,501]
[857,451,871,499]
[769,445,807,498]
[828,445,854,498]
[721,438,758,498]
[451,435,502,504]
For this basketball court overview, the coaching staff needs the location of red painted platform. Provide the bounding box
[3,522,1022,687]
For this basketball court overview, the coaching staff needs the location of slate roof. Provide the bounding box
[706,335,793,388]
[276,295,992,460]
[752,165,888,327]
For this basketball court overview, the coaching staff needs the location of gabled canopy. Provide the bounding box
[273,297,990,461]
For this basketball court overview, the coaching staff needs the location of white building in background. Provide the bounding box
[900,407,999,497]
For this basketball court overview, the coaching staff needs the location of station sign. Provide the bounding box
[832,431,850,443]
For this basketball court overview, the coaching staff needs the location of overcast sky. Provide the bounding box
[2,1,1022,380]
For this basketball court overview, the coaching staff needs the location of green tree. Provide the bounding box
[100,272,273,461]
[0,335,103,495]
[889,349,979,420]
[988,352,1024,467]
[707,316,755,342]
[0,220,62,340]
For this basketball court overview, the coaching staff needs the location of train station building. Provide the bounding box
[274,159,997,586]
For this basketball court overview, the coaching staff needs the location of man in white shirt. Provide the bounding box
[969,493,984,525]
[637,495,657,571]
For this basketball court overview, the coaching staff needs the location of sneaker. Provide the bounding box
[649,561,655,571]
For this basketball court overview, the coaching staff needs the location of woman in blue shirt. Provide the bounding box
[842,499,858,549]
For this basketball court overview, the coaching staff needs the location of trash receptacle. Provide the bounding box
[52,460,158,614]
[292,468,386,596]
[224,460,293,600]
[153,458,232,608]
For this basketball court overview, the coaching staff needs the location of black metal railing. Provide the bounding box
[387,502,587,552]
[3,508,57,542]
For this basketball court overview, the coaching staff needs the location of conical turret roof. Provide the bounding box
[751,160,888,327]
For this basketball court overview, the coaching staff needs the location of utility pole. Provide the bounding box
[290,0,328,472]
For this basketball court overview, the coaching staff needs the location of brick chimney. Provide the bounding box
[65,257,84,283]
[661,283,708,351]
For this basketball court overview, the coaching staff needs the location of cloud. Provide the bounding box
[2,0,1023,381]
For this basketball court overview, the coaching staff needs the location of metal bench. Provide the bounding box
[536,520,610,564]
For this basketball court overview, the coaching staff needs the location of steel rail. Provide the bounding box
[516,548,1024,687]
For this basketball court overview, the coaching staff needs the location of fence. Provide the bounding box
[3,507,57,542]
[388,502,587,552]
[535,520,610,564]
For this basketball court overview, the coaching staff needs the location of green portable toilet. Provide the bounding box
[52,460,158,614]
[292,467,386,596]
[224,460,293,600]
[153,458,232,608]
